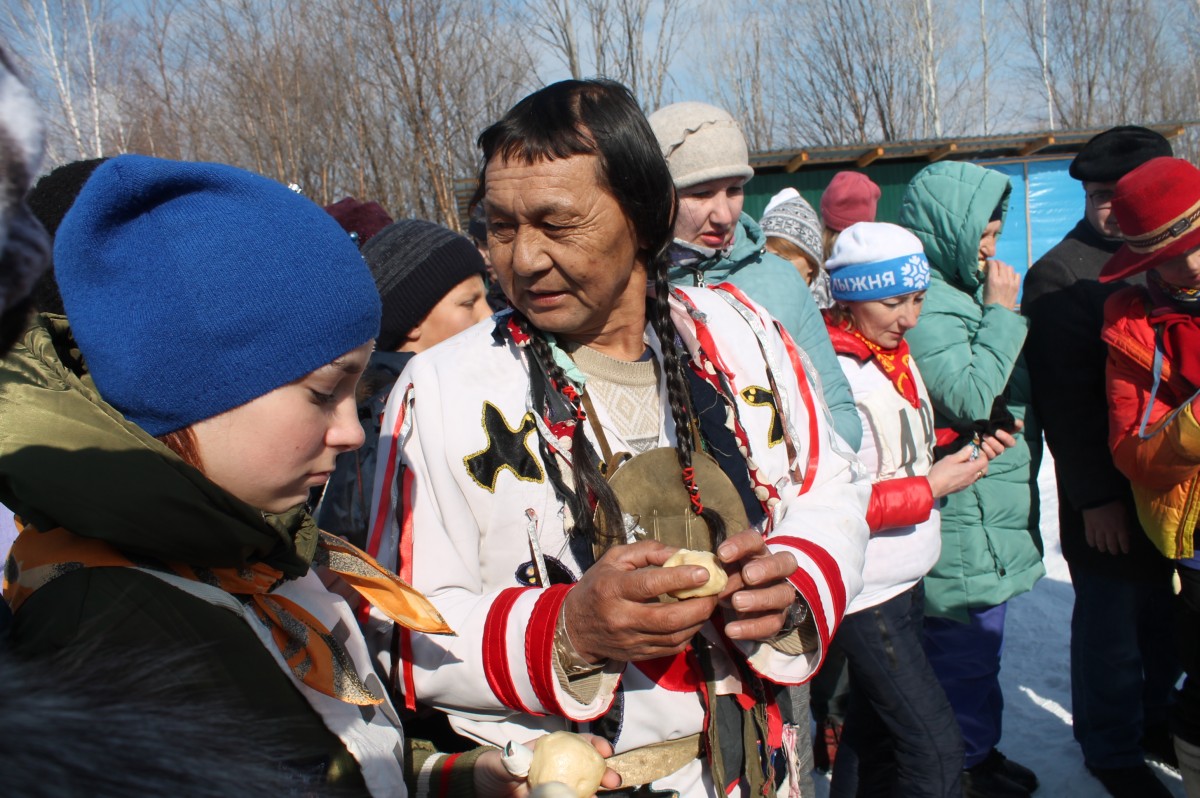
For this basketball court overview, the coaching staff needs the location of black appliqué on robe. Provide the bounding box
[463,402,545,492]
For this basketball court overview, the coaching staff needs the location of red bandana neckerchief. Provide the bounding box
[825,318,920,409]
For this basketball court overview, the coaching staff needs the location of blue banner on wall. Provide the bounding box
[982,157,1084,302]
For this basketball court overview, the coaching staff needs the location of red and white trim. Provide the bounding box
[413,751,462,798]
[483,586,536,713]
[768,534,848,653]
[366,384,413,567]
[525,584,573,717]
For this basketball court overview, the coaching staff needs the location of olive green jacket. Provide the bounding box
[0,315,485,795]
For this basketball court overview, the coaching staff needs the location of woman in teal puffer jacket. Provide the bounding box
[897,161,1045,798]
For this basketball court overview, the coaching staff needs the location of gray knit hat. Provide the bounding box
[361,219,486,351]
[760,190,823,266]
[648,102,754,189]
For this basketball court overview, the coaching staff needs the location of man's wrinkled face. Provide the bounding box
[483,154,648,347]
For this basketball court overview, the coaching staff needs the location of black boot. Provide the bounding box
[1141,724,1179,769]
[1086,764,1173,798]
[982,748,1039,792]
[962,762,1029,798]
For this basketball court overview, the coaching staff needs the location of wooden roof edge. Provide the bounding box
[855,147,885,168]
[751,120,1200,170]
[927,142,957,162]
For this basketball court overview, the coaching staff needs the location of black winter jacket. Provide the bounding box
[1023,218,1168,579]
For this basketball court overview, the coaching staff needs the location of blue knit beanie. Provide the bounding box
[54,155,381,436]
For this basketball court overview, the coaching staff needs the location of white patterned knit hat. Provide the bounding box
[826,222,931,302]
[760,189,823,266]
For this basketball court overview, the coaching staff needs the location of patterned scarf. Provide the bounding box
[825,317,920,408]
[4,520,452,706]
[1148,269,1200,391]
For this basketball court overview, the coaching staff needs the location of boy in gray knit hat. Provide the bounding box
[760,188,832,309]
[317,219,490,545]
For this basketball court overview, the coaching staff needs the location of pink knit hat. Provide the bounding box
[820,172,881,231]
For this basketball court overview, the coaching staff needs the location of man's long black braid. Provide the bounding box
[511,260,726,552]
[649,264,727,547]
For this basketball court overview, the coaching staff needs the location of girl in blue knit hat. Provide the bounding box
[0,155,614,797]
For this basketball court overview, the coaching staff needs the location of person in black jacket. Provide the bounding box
[316,219,491,549]
[1022,126,1179,798]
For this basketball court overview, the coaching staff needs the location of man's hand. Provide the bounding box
[982,260,1021,310]
[1083,500,1133,555]
[716,529,800,641]
[563,540,717,663]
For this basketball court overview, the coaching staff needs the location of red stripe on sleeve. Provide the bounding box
[771,535,847,623]
[786,565,832,654]
[366,391,410,560]
[484,587,536,713]
[525,583,573,716]
[866,476,934,533]
[398,468,418,710]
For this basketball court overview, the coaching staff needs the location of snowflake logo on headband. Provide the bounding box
[901,255,931,289]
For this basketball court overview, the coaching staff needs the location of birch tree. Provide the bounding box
[525,0,690,110]
[7,0,123,161]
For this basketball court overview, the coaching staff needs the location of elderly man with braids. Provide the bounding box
[367,80,869,798]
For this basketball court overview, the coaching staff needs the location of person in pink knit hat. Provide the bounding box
[821,172,882,260]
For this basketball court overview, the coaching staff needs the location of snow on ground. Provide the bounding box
[813,451,1186,796]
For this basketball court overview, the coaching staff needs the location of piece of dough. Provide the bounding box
[527,731,606,798]
[663,549,728,599]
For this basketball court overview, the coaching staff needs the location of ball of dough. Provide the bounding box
[527,731,606,798]
[663,549,728,599]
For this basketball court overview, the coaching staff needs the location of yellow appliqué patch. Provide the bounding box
[740,385,784,448]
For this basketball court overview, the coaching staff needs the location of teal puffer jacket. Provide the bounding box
[668,213,862,451]
[898,163,1044,621]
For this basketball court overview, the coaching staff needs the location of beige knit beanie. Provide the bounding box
[648,102,754,189]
